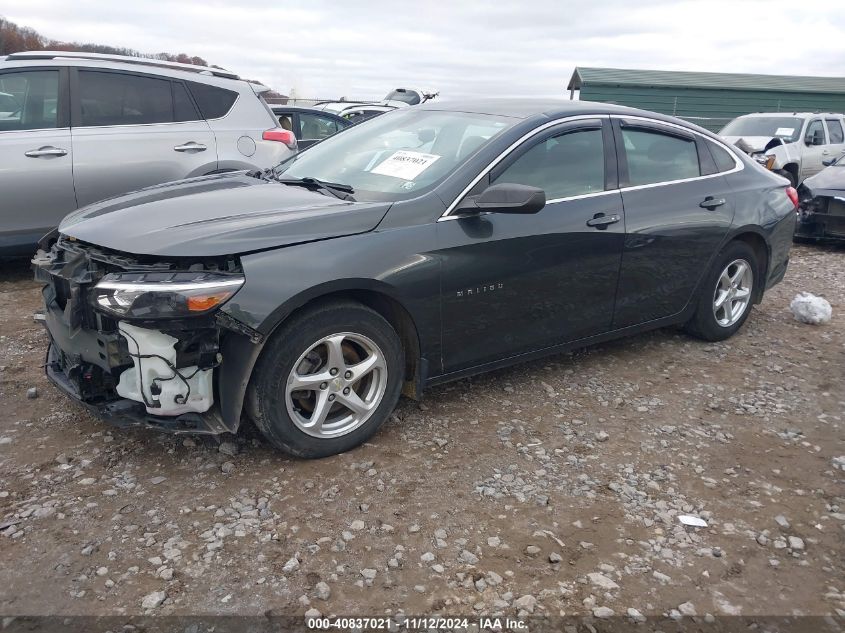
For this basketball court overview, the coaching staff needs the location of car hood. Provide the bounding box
[59,173,392,257]
[721,136,783,153]
[802,166,845,194]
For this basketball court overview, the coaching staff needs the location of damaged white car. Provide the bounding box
[720,112,845,186]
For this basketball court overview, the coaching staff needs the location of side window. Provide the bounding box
[277,113,293,131]
[79,71,173,126]
[299,113,340,140]
[707,141,738,173]
[492,128,605,199]
[806,119,825,145]
[622,128,700,186]
[187,82,238,119]
[0,70,59,131]
[825,118,844,144]
[172,82,199,122]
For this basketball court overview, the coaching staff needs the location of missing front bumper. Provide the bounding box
[45,342,232,435]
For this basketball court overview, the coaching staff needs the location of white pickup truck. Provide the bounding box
[720,112,845,185]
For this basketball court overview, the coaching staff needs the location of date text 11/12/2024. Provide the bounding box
[306,616,529,630]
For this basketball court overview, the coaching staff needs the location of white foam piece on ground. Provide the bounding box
[789,292,832,325]
[678,514,708,528]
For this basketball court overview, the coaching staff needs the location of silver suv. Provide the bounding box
[0,51,296,255]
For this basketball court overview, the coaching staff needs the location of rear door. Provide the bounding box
[0,67,76,252]
[70,68,217,207]
[824,117,845,164]
[438,118,626,372]
[612,119,736,329]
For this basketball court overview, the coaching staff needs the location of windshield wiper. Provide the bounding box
[275,176,356,201]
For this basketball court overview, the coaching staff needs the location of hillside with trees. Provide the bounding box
[0,16,209,66]
[0,16,287,99]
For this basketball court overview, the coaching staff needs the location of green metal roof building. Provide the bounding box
[567,67,845,132]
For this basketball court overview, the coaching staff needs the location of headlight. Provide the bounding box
[93,272,244,318]
[753,154,776,170]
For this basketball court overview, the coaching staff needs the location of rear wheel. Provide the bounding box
[248,301,404,458]
[685,241,759,341]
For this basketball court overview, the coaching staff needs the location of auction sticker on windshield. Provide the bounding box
[371,150,441,180]
[775,127,795,137]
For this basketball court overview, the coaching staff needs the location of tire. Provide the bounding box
[775,168,796,187]
[685,241,759,342]
[248,300,404,458]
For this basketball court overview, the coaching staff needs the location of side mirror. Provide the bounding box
[822,158,834,167]
[805,130,825,146]
[457,183,546,215]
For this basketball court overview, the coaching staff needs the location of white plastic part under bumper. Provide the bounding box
[116,322,213,416]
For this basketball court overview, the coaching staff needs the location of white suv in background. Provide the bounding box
[0,51,295,255]
[720,112,845,185]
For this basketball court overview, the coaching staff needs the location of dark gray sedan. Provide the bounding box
[34,99,797,458]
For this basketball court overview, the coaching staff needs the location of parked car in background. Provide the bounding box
[34,99,796,458]
[796,151,845,240]
[312,101,397,124]
[0,51,295,256]
[381,87,438,107]
[720,112,845,186]
[338,104,396,124]
[271,106,350,149]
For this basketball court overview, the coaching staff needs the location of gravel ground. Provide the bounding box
[0,244,843,621]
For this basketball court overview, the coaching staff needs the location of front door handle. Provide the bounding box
[700,197,726,209]
[25,146,68,158]
[174,142,207,152]
[586,213,620,229]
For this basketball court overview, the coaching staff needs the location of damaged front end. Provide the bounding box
[732,136,788,171]
[33,233,261,434]
[795,186,845,240]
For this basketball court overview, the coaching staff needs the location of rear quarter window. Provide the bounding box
[707,141,739,173]
[187,82,238,119]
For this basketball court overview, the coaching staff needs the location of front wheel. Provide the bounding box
[774,168,797,187]
[685,241,759,342]
[248,301,404,458]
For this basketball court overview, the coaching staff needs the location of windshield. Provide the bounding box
[720,117,803,143]
[275,108,513,201]
[384,90,420,105]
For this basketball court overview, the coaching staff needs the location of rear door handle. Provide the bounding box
[25,146,67,158]
[174,142,207,152]
[586,213,620,229]
[700,197,726,209]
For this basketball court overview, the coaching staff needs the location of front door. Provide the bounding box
[438,119,625,373]
[801,119,827,179]
[70,69,217,207]
[0,67,76,253]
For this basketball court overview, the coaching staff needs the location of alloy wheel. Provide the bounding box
[285,332,388,438]
[712,258,753,327]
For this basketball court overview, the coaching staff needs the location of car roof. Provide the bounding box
[271,105,345,116]
[736,112,844,118]
[1,52,260,91]
[417,97,689,121]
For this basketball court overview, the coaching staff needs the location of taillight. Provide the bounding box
[263,128,297,150]
[786,186,799,209]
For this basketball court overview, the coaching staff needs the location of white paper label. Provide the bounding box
[775,127,794,137]
[371,150,441,180]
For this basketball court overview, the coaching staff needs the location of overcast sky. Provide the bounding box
[3,0,845,100]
